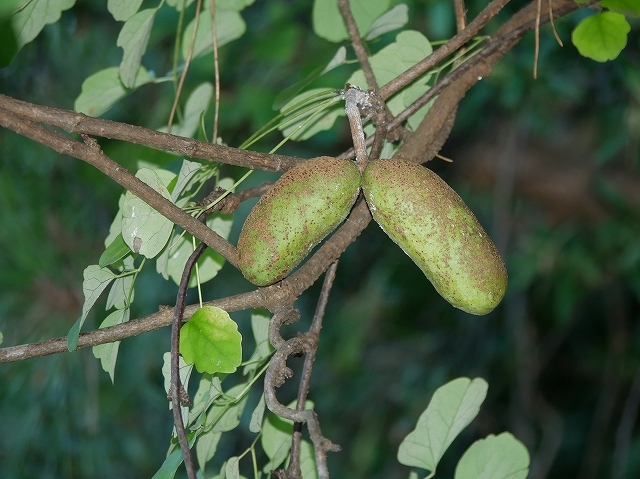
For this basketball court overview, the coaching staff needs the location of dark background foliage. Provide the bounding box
[0,1,639,478]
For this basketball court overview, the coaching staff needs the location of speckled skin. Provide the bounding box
[237,156,361,286]
[362,159,507,315]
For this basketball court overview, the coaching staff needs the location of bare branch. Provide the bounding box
[338,0,377,89]
[0,94,301,172]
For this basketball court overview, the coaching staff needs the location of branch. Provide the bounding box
[338,0,377,89]
[0,108,239,265]
[0,94,301,173]
[395,0,590,163]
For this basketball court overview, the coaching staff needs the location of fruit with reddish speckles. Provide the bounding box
[361,159,507,315]
[237,156,360,286]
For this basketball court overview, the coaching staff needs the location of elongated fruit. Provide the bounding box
[237,156,360,286]
[361,159,507,315]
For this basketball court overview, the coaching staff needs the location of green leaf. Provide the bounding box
[454,432,530,479]
[261,400,314,472]
[68,265,118,351]
[117,8,156,88]
[365,3,409,40]
[106,274,134,310]
[121,168,174,259]
[180,306,242,374]
[92,308,130,382]
[243,310,274,375]
[278,88,344,141]
[166,0,196,10]
[196,428,222,471]
[151,447,184,479]
[249,393,266,433]
[189,374,223,427]
[571,12,630,62]
[602,0,640,16]
[159,82,213,138]
[204,383,249,433]
[347,30,433,130]
[74,66,153,117]
[108,0,144,21]
[225,456,240,479]
[160,213,232,287]
[300,440,318,479]
[11,0,75,49]
[273,47,347,110]
[182,10,245,60]
[161,352,194,428]
[312,0,390,42]
[397,377,488,474]
[100,233,131,267]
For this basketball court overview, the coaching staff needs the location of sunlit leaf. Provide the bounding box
[312,0,390,42]
[108,0,143,21]
[68,265,118,350]
[397,377,488,473]
[365,3,409,40]
[117,8,156,88]
[454,432,530,479]
[74,66,153,117]
[571,12,630,62]
[121,168,174,259]
[180,306,242,374]
[11,0,75,48]
[92,308,130,382]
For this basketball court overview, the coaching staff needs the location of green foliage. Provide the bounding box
[180,306,243,374]
[454,433,529,479]
[397,377,488,473]
[571,11,631,62]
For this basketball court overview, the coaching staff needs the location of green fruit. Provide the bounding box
[361,159,507,315]
[237,156,361,286]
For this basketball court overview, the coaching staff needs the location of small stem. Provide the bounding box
[338,0,378,89]
[344,86,370,171]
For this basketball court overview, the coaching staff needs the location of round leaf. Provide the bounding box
[180,306,242,374]
[571,12,630,62]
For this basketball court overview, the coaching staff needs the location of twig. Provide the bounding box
[288,261,339,479]
[338,0,377,89]
[344,86,371,171]
[0,94,301,172]
[171,241,207,479]
[210,0,221,141]
[168,0,203,133]
[454,0,467,32]
[377,0,511,101]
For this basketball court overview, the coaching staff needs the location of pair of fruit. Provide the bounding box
[236,156,507,315]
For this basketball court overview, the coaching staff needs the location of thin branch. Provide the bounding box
[171,242,207,479]
[210,0,221,142]
[168,0,203,133]
[338,0,377,89]
[0,94,301,172]
[0,108,238,265]
[288,261,339,479]
[377,0,511,101]
[454,0,467,32]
